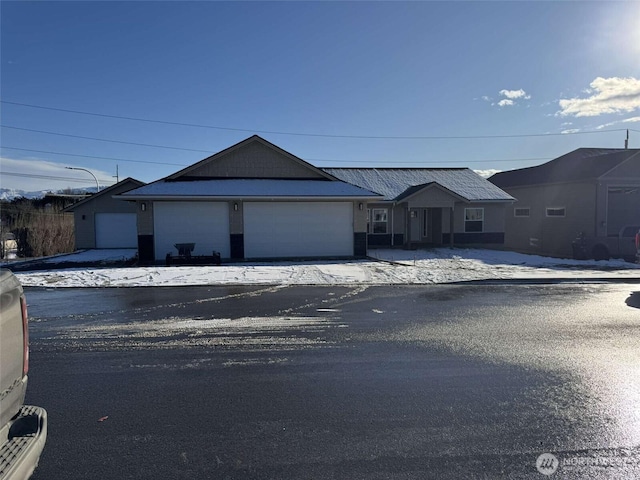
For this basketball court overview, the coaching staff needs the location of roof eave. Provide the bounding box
[114,194,383,201]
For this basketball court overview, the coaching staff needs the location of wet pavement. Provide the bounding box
[24,283,640,479]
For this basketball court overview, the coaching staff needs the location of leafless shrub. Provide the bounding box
[12,204,74,258]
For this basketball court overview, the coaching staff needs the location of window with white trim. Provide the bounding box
[514,207,530,217]
[464,208,484,232]
[546,207,565,217]
[369,208,388,234]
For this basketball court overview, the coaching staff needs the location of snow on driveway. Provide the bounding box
[12,248,640,288]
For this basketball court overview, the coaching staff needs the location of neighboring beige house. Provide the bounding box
[489,148,640,258]
[116,136,381,262]
[324,168,515,249]
[64,178,145,249]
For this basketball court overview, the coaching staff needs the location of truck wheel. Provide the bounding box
[592,244,610,261]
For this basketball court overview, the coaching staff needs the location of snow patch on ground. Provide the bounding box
[13,248,640,288]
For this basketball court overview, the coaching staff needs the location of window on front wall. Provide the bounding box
[546,207,565,217]
[514,207,530,217]
[465,208,484,232]
[370,208,388,234]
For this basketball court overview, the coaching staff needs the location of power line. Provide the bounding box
[1,125,215,154]
[0,99,632,140]
[1,146,188,166]
[0,171,114,184]
[1,145,552,166]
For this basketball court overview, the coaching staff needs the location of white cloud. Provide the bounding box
[481,95,492,102]
[499,89,530,100]
[595,115,640,130]
[561,129,581,134]
[0,157,114,192]
[557,76,640,117]
[497,99,514,107]
[491,88,531,108]
[474,169,501,178]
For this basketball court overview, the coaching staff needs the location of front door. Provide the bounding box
[430,208,443,245]
[409,209,422,243]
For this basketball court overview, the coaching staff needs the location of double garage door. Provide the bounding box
[153,201,354,260]
[244,202,353,258]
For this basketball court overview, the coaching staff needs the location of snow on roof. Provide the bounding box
[323,168,514,202]
[119,178,382,198]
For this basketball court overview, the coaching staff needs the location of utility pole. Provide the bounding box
[625,129,629,149]
[114,165,119,183]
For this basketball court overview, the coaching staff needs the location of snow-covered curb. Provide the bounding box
[13,248,640,288]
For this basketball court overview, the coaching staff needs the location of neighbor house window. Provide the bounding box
[514,207,530,217]
[370,208,388,234]
[465,208,484,232]
[546,207,565,217]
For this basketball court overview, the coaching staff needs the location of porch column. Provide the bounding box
[449,207,454,248]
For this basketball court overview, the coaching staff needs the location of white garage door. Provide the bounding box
[95,213,138,248]
[244,202,353,258]
[154,202,230,260]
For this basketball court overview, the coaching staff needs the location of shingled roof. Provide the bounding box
[489,148,640,188]
[323,168,514,202]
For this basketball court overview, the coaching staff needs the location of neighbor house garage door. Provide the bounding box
[153,202,230,260]
[244,202,353,258]
[95,213,138,248]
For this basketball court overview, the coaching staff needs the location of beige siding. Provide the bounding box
[137,202,154,236]
[502,182,596,257]
[353,201,368,232]
[183,142,326,179]
[406,187,456,209]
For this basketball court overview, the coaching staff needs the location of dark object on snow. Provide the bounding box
[165,247,221,266]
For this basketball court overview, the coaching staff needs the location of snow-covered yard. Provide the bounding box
[9,248,640,288]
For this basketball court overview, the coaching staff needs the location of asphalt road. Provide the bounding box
[24,283,640,479]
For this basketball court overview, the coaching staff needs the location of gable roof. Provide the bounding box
[63,177,145,212]
[395,181,468,203]
[489,148,640,188]
[323,168,514,202]
[167,135,337,181]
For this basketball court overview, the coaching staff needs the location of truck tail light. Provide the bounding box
[20,295,29,376]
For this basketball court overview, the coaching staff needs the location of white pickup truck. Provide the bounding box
[572,225,640,262]
[0,269,47,479]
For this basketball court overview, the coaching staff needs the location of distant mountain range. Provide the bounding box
[0,187,97,201]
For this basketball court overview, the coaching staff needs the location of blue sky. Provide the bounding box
[1,1,640,192]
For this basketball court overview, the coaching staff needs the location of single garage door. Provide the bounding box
[154,202,230,260]
[95,213,138,248]
[244,202,353,258]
